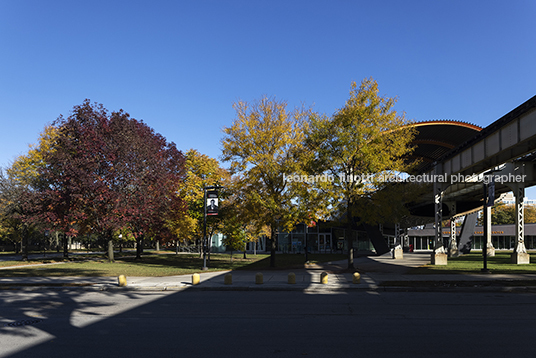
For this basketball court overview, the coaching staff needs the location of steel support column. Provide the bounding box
[485,205,495,257]
[432,169,447,265]
[512,185,529,264]
[446,201,458,257]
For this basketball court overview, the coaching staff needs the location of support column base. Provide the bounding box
[449,248,459,258]
[431,252,448,265]
[511,252,530,264]
[486,246,495,257]
[392,246,403,259]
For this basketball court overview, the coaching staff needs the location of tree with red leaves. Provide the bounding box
[36,100,186,262]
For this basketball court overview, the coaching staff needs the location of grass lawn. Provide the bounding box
[0,252,345,277]
[411,252,536,275]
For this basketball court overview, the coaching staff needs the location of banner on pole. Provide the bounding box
[206,190,219,216]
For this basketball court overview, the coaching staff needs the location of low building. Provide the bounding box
[407,223,536,251]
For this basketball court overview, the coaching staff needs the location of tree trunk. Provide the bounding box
[136,237,143,259]
[63,234,69,259]
[243,242,247,259]
[11,240,19,254]
[175,240,179,254]
[56,232,60,253]
[156,239,160,252]
[107,237,114,263]
[21,228,28,261]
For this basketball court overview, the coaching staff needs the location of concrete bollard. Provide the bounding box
[288,272,296,284]
[255,272,263,284]
[224,273,232,285]
[192,273,200,285]
[320,272,328,284]
[118,275,127,287]
[353,272,361,284]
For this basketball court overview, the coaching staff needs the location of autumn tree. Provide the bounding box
[306,78,417,269]
[169,149,227,256]
[477,202,536,225]
[36,100,186,262]
[221,97,323,267]
[106,111,186,260]
[0,126,58,259]
[219,176,265,259]
[0,168,30,259]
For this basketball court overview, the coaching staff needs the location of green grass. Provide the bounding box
[411,252,536,275]
[0,252,137,268]
[0,253,270,277]
[0,252,345,277]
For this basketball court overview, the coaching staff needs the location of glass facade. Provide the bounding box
[407,233,536,251]
[277,224,376,254]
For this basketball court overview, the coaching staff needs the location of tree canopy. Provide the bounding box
[306,78,417,268]
[33,100,187,261]
[221,96,321,267]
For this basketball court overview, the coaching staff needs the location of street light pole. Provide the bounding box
[202,185,222,271]
[202,187,208,270]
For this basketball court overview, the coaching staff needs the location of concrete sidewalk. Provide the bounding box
[1,251,536,292]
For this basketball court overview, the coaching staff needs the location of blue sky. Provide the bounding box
[1,0,535,194]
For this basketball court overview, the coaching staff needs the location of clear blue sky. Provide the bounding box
[1,0,535,194]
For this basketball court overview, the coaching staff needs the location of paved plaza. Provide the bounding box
[1,251,535,292]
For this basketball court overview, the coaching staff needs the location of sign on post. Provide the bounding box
[206,190,219,216]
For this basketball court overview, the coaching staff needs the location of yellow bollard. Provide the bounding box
[192,273,200,285]
[320,272,328,284]
[353,272,361,284]
[118,275,127,287]
[288,272,296,284]
[224,273,233,285]
[255,272,263,284]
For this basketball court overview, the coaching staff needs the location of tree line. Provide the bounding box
[1,78,419,268]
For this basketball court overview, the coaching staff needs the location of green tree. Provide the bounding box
[7,125,58,187]
[525,205,536,223]
[221,97,322,267]
[306,78,417,269]
[0,126,58,260]
[477,203,536,225]
[491,203,515,225]
[169,149,227,255]
[220,214,248,262]
[219,177,265,259]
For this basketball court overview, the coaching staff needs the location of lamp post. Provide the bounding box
[202,185,222,270]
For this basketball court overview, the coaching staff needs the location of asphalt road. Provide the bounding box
[0,288,535,358]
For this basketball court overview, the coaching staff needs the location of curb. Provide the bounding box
[2,283,536,293]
